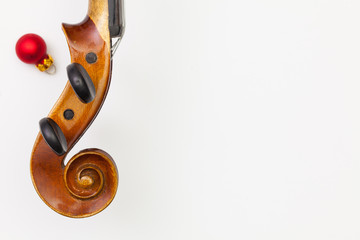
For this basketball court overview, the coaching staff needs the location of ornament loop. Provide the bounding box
[45,64,56,75]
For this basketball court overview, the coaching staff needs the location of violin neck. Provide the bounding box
[88,0,125,40]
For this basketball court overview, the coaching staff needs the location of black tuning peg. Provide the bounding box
[39,118,68,156]
[67,63,96,103]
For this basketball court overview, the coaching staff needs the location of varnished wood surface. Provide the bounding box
[30,0,118,218]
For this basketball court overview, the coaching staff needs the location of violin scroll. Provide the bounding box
[30,0,125,218]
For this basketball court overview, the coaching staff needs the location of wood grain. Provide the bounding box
[30,0,118,218]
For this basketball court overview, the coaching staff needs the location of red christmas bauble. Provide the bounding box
[16,34,47,64]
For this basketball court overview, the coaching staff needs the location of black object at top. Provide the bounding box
[108,0,125,38]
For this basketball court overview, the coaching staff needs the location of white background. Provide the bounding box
[1,0,360,239]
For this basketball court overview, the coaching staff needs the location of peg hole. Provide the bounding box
[64,109,75,120]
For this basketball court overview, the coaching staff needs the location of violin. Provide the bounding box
[30,0,125,218]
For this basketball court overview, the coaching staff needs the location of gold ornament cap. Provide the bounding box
[36,55,56,74]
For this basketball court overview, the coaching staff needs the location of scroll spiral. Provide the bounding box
[30,0,118,218]
[64,149,117,200]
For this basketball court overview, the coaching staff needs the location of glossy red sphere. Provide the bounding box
[16,34,47,64]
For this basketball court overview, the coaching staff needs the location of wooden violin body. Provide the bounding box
[30,0,123,218]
